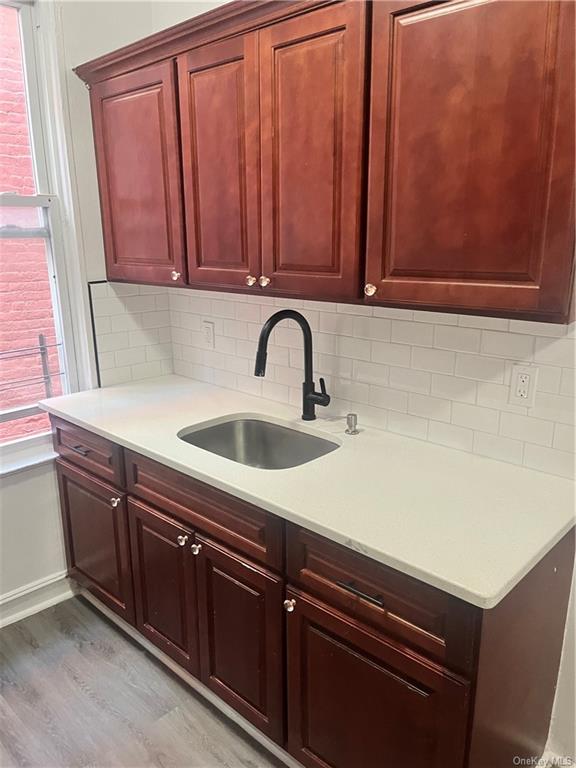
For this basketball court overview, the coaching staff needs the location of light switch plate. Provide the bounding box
[509,363,538,407]
[201,320,215,349]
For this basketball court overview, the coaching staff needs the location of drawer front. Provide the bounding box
[51,416,124,486]
[286,523,479,676]
[125,450,283,570]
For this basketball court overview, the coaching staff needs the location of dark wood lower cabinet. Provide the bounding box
[285,588,470,768]
[56,459,134,623]
[196,535,284,743]
[54,419,574,768]
[128,498,199,675]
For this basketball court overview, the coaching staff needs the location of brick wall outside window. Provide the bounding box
[0,5,63,442]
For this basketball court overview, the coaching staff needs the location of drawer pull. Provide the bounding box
[336,580,385,608]
[190,543,202,555]
[283,598,296,613]
[110,497,122,508]
[177,535,189,547]
[72,444,90,457]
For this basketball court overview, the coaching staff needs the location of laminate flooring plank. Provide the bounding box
[0,598,283,768]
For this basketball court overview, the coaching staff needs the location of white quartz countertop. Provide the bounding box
[41,375,574,609]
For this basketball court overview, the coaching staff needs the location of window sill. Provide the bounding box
[0,432,57,478]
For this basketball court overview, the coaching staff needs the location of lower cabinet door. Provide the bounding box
[128,498,199,675]
[56,459,134,623]
[286,588,470,768]
[195,535,284,743]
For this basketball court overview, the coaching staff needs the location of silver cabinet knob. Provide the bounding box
[283,598,296,613]
[259,275,271,288]
[245,275,257,287]
[110,497,121,508]
[190,543,202,555]
[364,283,377,297]
[177,534,189,546]
[171,270,181,281]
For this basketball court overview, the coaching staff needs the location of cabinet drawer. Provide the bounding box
[286,523,479,676]
[51,416,124,486]
[125,450,283,570]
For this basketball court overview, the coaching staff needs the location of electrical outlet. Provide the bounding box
[201,320,215,349]
[509,364,538,407]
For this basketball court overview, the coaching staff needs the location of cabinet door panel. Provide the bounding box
[91,61,185,285]
[179,35,260,289]
[366,0,575,319]
[56,459,134,623]
[286,589,470,768]
[260,2,366,299]
[128,498,198,674]
[196,536,284,742]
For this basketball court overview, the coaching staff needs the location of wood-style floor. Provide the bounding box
[0,597,284,768]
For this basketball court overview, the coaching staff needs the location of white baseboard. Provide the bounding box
[0,571,76,628]
[81,591,302,768]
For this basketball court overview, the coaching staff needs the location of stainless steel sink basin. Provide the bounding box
[178,417,339,469]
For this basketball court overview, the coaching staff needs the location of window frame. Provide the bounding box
[0,1,82,439]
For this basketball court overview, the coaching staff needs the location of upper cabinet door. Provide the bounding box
[91,62,186,285]
[259,2,366,300]
[178,35,261,290]
[366,0,575,320]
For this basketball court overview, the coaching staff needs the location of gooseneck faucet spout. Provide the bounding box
[254,310,330,421]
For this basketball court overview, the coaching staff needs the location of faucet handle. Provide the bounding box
[319,377,327,396]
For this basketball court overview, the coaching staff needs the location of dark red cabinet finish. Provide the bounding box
[90,60,186,285]
[53,416,575,768]
[259,1,366,299]
[285,588,470,768]
[196,536,284,742]
[128,498,199,675]
[56,459,134,623]
[365,0,575,320]
[178,34,261,290]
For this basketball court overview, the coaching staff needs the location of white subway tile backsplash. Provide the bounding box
[534,337,575,368]
[370,385,408,413]
[480,331,534,360]
[553,423,575,453]
[392,320,434,346]
[431,373,476,403]
[429,421,474,452]
[411,347,455,374]
[352,360,390,386]
[473,433,524,465]
[408,393,452,423]
[372,341,412,367]
[389,366,431,394]
[452,402,500,434]
[434,325,481,353]
[387,411,428,440]
[523,444,574,480]
[92,284,574,479]
[499,412,554,447]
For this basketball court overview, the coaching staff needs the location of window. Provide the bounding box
[0,3,76,444]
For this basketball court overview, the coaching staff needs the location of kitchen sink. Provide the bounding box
[178,416,339,470]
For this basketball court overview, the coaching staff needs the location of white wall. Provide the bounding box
[0,462,70,626]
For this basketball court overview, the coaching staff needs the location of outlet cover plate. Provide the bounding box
[509,363,538,407]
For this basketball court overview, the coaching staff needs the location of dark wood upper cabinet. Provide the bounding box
[178,34,261,290]
[259,2,366,299]
[285,588,470,768]
[196,536,284,743]
[56,459,134,623]
[365,0,575,320]
[90,61,186,285]
[128,498,199,675]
